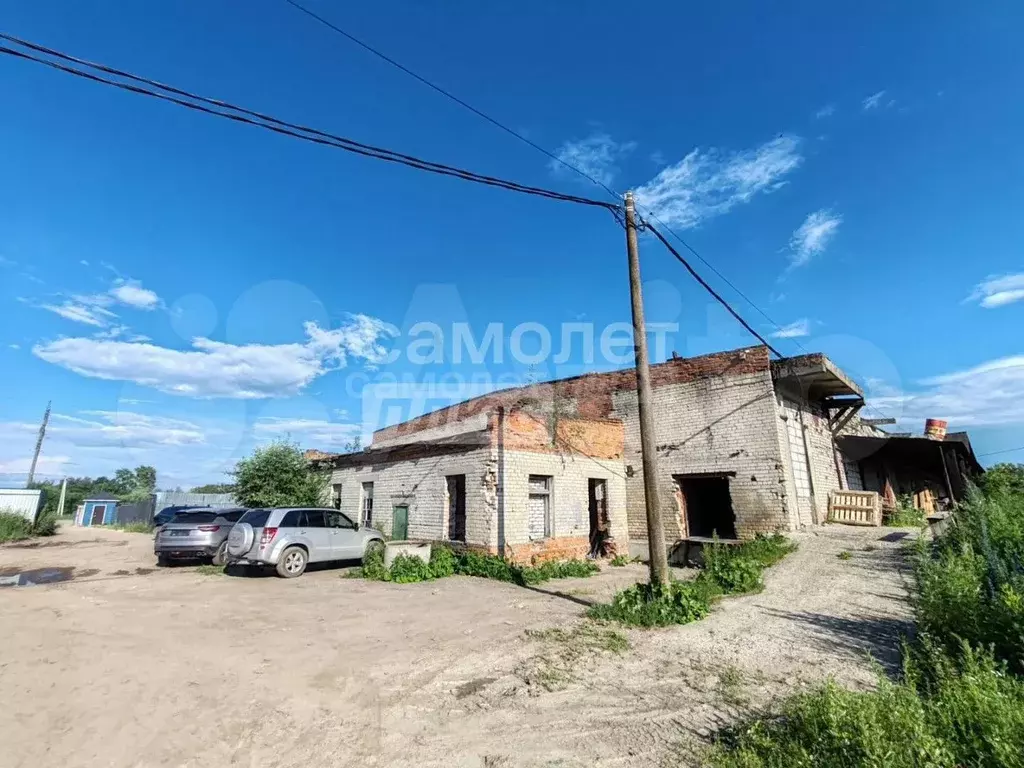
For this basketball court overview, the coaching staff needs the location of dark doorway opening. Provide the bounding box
[447,475,466,542]
[588,479,609,557]
[90,504,107,526]
[679,475,736,539]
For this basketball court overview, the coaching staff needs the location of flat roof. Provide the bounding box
[771,353,863,399]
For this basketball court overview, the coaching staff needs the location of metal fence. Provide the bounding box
[0,489,45,524]
[153,491,237,513]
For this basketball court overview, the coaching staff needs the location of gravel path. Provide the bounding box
[0,523,915,767]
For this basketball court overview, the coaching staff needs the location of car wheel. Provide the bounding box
[364,539,385,562]
[276,546,308,578]
[212,541,229,566]
[156,554,173,567]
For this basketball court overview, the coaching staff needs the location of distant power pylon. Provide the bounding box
[26,400,51,488]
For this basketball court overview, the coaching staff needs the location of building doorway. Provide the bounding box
[588,479,609,557]
[678,475,736,539]
[89,504,107,526]
[446,474,466,542]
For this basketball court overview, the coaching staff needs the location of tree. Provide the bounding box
[981,463,1024,497]
[190,483,236,494]
[232,441,330,509]
[135,465,157,493]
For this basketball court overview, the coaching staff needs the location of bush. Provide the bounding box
[734,533,798,567]
[708,643,1024,768]
[588,580,711,627]
[0,511,34,543]
[703,544,764,595]
[609,554,630,567]
[388,553,435,583]
[428,545,456,578]
[31,514,58,537]
[360,544,601,586]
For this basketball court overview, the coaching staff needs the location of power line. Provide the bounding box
[978,446,1024,458]
[0,34,618,211]
[643,219,783,358]
[280,0,622,201]
[280,5,837,359]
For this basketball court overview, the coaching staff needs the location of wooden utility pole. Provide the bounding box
[624,192,670,587]
[25,400,51,488]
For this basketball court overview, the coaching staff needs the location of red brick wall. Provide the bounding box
[375,345,770,443]
[491,410,625,460]
[484,536,591,565]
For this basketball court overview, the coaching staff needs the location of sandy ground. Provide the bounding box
[0,522,915,768]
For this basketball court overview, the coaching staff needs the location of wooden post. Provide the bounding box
[624,192,670,588]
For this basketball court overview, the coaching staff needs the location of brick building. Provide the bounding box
[325,344,873,563]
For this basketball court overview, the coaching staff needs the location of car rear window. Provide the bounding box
[217,509,246,522]
[172,511,219,523]
[238,509,271,528]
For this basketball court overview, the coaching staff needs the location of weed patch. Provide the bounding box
[709,481,1024,767]
[590,534,795,627]
[609,554,631,567]
[0,510,59,543]
[519,622,629,691]
[109,522,154,534]
[837,550,852,561]
[360,544,601,586]
[195,564,225,576]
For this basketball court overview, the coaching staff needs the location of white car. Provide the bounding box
[225,507,385,578]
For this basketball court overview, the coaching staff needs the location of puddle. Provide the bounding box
[0,567,76,587]
[0,566,101,587]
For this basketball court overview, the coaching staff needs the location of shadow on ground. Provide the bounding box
[762,609,913,673]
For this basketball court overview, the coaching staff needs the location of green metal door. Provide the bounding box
[392,505,409,541]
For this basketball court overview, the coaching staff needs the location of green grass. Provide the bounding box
[588,534,797,628]
[609,554,631,567]
[884,498,927,528]
[361,544,601,586]
[707,642,1024,768]
[837,550,852,561]
[108,522,154,534]
[195,564,225,576]
[708,483,1024,767]
[0,510,59,543]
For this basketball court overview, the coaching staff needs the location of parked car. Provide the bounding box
[152,505,204,528]
[154,507,247,566]
[225,507,385,578]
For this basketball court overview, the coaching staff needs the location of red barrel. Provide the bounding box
[925,418,948,440]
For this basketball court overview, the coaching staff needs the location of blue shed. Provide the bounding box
[80,496,119,527]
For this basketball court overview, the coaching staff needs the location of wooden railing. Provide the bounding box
[828,490,882,527]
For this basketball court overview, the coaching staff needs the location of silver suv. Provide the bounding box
[225,507,385,578]
[154,507,247,566]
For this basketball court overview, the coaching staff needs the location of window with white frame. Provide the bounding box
[361,482,374,526]
[527,475,552,540]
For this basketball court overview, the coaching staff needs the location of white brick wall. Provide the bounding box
[611,370,790,548]
[331,444,627,551]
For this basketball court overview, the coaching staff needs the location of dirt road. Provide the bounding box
[0,523,914,767]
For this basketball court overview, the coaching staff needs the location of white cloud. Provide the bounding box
[550,133,635,187]
[0,454,73,477]
[39,300,116,327]
[967,273,1024,309]
[634,135,803,229]
[110,279,160,310]
[862,91,886,110]
[80,260,90,266]
[0,410,206,449]
[32,314,396,399]
[788,209,842,267]
[771,318,810,338]
[253,417,360,445]
[8,344,20,350]
[31,277,162,328]
[815,104,836,119]
[870,355,1024,427]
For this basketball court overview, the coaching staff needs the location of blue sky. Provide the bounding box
[2,0,1023,488]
